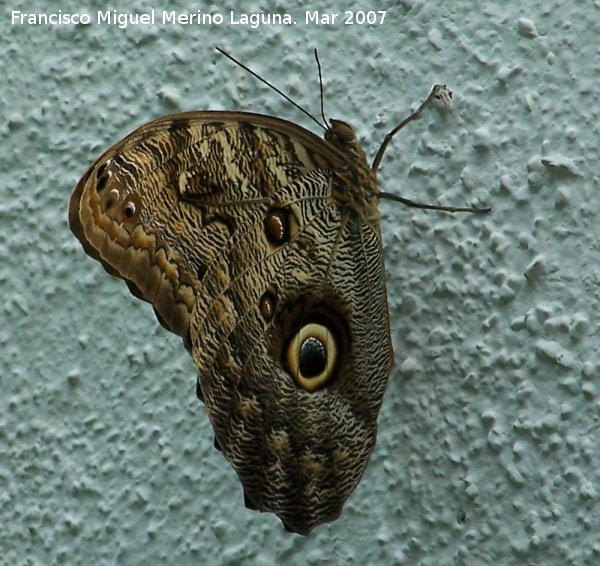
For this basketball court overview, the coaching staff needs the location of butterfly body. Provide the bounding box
[69,111,393,534]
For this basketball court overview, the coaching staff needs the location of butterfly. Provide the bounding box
[68,49,489,535]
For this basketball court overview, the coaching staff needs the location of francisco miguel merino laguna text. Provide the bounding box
[11,10,295,28]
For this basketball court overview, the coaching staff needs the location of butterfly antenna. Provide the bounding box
[216,47,327,131]
[313,49,328,128]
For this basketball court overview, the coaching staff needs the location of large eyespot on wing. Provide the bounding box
[280,297,350,394]
[286,322,338,391]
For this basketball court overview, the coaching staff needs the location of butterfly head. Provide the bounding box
[325,119,369,169]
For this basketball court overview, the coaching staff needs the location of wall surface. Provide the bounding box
[2,1,599,564]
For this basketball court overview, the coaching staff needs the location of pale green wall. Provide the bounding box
[2,1,599,564]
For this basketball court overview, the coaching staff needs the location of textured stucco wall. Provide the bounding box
[2,1,599,564]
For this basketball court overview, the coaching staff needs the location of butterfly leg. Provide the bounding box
[371,85,453,173]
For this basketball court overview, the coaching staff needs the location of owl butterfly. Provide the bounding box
[69,48,489,535]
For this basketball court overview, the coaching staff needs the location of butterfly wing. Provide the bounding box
[69,111,393,534]
[69,112,344,338]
